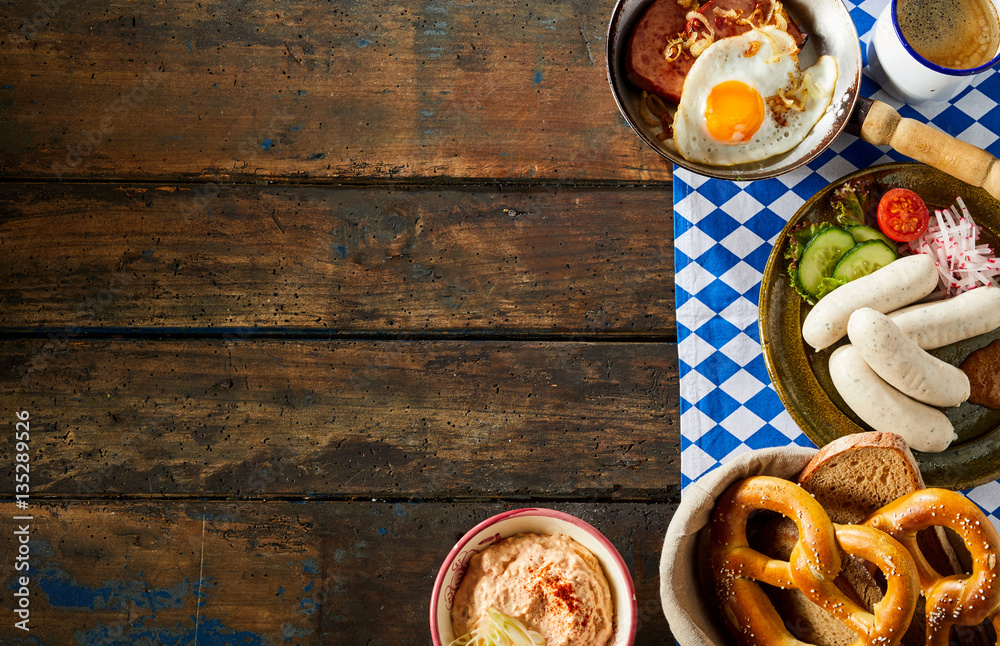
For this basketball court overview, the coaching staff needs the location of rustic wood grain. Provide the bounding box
[2,338,680,498]
[0,182,675,333]
[0,0,674,183]
[2,1,688,640]
[0,500,677,645]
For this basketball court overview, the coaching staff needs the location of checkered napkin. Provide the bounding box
[674,0,1000,516]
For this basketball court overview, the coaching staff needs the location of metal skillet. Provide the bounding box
[606,0,1000,200]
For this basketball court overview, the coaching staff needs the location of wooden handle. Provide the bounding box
[860,100,1000,202]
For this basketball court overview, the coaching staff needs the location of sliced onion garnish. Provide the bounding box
[733,5,761,27]
[646,92,669,118]
[907,197,1000,297]
[685,10,715,38]
[663,34,687,61]
[639,92,659,126]
[758,28,783,62]
[767,0,788,30]
[713,7,740,19]
[640,91,670,126]
[688,35,713,56]
[448,609,546,646]
[663,8,717,61]
[775,73,808,111]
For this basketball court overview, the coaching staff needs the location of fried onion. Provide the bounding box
[640,90,669,126]
[663,10,716,61]
[766,0,788,31]
[765,73,809,126]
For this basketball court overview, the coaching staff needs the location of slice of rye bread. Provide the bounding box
[797,432,963,575]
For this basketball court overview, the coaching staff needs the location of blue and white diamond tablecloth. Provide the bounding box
[675,0,1000,517]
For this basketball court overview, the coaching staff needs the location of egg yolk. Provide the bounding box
[704,80,764,143]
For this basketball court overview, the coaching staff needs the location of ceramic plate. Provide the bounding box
[760,162,1000,490]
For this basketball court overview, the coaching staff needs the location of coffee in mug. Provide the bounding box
[867,0,1000,104]
[895,0,1000,70]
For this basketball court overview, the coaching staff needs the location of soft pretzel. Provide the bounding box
[864,488,1000,646]
[711,476,920,646]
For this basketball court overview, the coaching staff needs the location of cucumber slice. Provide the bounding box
[832,240,898,282]
[798,227,856,297]
[846,224,896,249]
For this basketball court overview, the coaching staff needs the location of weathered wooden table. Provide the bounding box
[0,0,680,642]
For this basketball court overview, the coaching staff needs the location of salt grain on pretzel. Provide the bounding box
[711,476,920,646]
[864,489,1000,646]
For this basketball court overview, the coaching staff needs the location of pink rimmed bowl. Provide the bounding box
[430,508,638,646]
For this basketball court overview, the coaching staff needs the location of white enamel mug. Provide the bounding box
[867,0,1000,104]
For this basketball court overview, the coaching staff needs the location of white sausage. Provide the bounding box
[828,345,956,453]
[802,254,938,351]
[847,308,970,407]
[887,286,1000,349]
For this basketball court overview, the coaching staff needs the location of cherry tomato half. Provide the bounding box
[877,188,929,242]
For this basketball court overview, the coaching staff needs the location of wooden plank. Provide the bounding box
[0,500,676,645]
[0,182,676,333]
[3,339,680,498]
[0,0,673,182]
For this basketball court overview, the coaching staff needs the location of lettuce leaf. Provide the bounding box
[831,176,887,228]
[785,221,831,304]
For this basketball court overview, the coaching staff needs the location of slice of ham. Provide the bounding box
[625,0,694,104]
[625,0,808,105]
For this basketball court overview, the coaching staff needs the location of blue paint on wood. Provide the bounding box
[261,139,274,151]
[40,569,204,613]
[298,597,316,616]
[32,556,210,614]
[302,558,319,575]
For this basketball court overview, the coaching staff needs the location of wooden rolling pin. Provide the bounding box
[846,97,1000,201]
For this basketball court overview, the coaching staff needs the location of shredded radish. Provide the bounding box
[907,197,1000,298]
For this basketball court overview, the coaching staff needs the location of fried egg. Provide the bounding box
[673,26,838,166]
